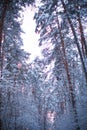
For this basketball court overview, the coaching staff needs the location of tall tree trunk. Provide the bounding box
[56,14,80,130]
[61,0,87,83]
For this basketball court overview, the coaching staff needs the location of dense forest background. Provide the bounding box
[0,0,87,130]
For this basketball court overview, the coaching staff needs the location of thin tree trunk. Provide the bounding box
[13,75,17,130]
[0,1,9,129]
[0,0,8,78]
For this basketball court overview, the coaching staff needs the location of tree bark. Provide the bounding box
[0,0,9,78]
[0,1,9,130]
